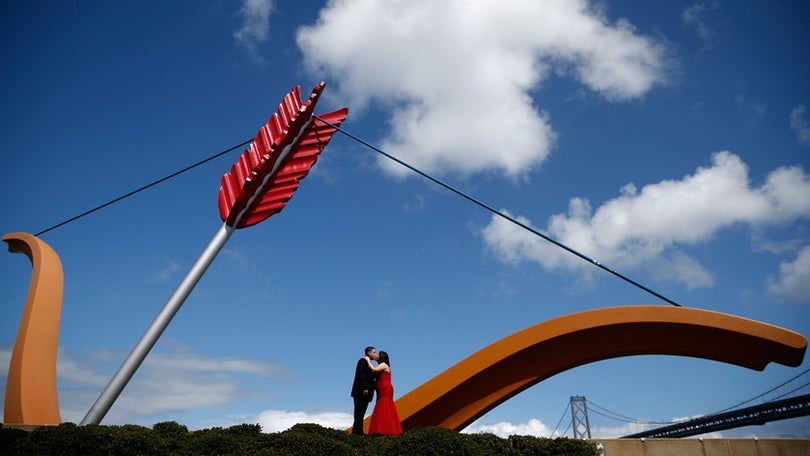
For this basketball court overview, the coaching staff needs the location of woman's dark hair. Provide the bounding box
[378,351,390,366]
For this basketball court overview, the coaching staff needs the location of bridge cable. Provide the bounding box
[585,368,810,429]
[712,367,810,414]
[586,398,672,425]
[316,116,683,307]
[551,402,571,437]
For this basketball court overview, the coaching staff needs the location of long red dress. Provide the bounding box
[368,371,403,435]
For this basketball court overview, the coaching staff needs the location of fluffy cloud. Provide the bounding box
[0,344,290,425]
[252,411,556,437]
[234,0,274,62]
[297,0,668,178]
[254,409,352,433]
[463,418,553,438]
[482,152,810,289]
[681,2,720,42]
[768,246,810,303]
[790,105,810,147]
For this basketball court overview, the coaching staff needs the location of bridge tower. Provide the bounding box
[570,395,592,439]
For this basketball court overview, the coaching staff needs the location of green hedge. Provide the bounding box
[0,422,597,455]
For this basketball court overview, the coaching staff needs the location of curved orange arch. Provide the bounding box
[3,232,63,425]
[372,305,806,433]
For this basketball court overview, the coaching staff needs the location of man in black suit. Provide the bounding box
[351,346,378,435]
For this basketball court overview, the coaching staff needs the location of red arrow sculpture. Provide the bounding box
[219,82,348,228]
[82,82,348,425]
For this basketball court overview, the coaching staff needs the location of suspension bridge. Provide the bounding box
[552,367,810,439]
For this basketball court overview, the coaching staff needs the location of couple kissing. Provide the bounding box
[350,346,402,436]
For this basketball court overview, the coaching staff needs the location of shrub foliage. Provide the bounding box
[0,422,597,455]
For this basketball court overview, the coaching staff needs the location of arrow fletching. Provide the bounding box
[218,82,349,228]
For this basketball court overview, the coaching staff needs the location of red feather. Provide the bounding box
[217,82,349,228]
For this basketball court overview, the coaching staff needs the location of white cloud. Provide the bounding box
[790,105,810,147]
[234,0,274,62]
[462,414,810,439]
[648,250,713,290]
[403,193,426,212]
[147,255,180,283]
[462,417,675,439]
[463,418,553,438]
[482,152,810,288]
[144,353,284,377]
[55,347,112,386]
[297,0,668,179]
[736,94,767,121]
[234,411,810,439]
[117,376,241,415]
[222,246,257,271]
[0,344,290,425]
[253,409,352,433]
[682,2,719,41]
[768,246,810,303]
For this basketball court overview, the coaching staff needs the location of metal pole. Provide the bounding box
[81,223,235,425]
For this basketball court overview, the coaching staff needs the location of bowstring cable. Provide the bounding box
[30,118,681,307]
[316,116,682,307]
[34,140,252,236]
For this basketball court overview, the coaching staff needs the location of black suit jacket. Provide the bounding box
[351,357,375,401]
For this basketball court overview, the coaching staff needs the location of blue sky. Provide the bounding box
[2,0,809,439]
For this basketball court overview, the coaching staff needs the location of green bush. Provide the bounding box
[0,422,598,455]
[153,421,190,454]
[465,432,517,455]
[286,423,361,449]
[108,424,166,456]
[0,424,33,455]
[508,435,598,456]
[187,426,250,455]
[30,423,115,455]
[153,420,189,439]
[378,426,484,455]
[264,424,360,456]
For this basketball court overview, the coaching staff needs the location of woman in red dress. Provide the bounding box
[365,351,403,435]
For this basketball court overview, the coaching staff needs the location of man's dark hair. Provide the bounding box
[364,346,375,356]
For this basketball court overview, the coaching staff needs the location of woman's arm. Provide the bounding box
[368,361,389,373]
